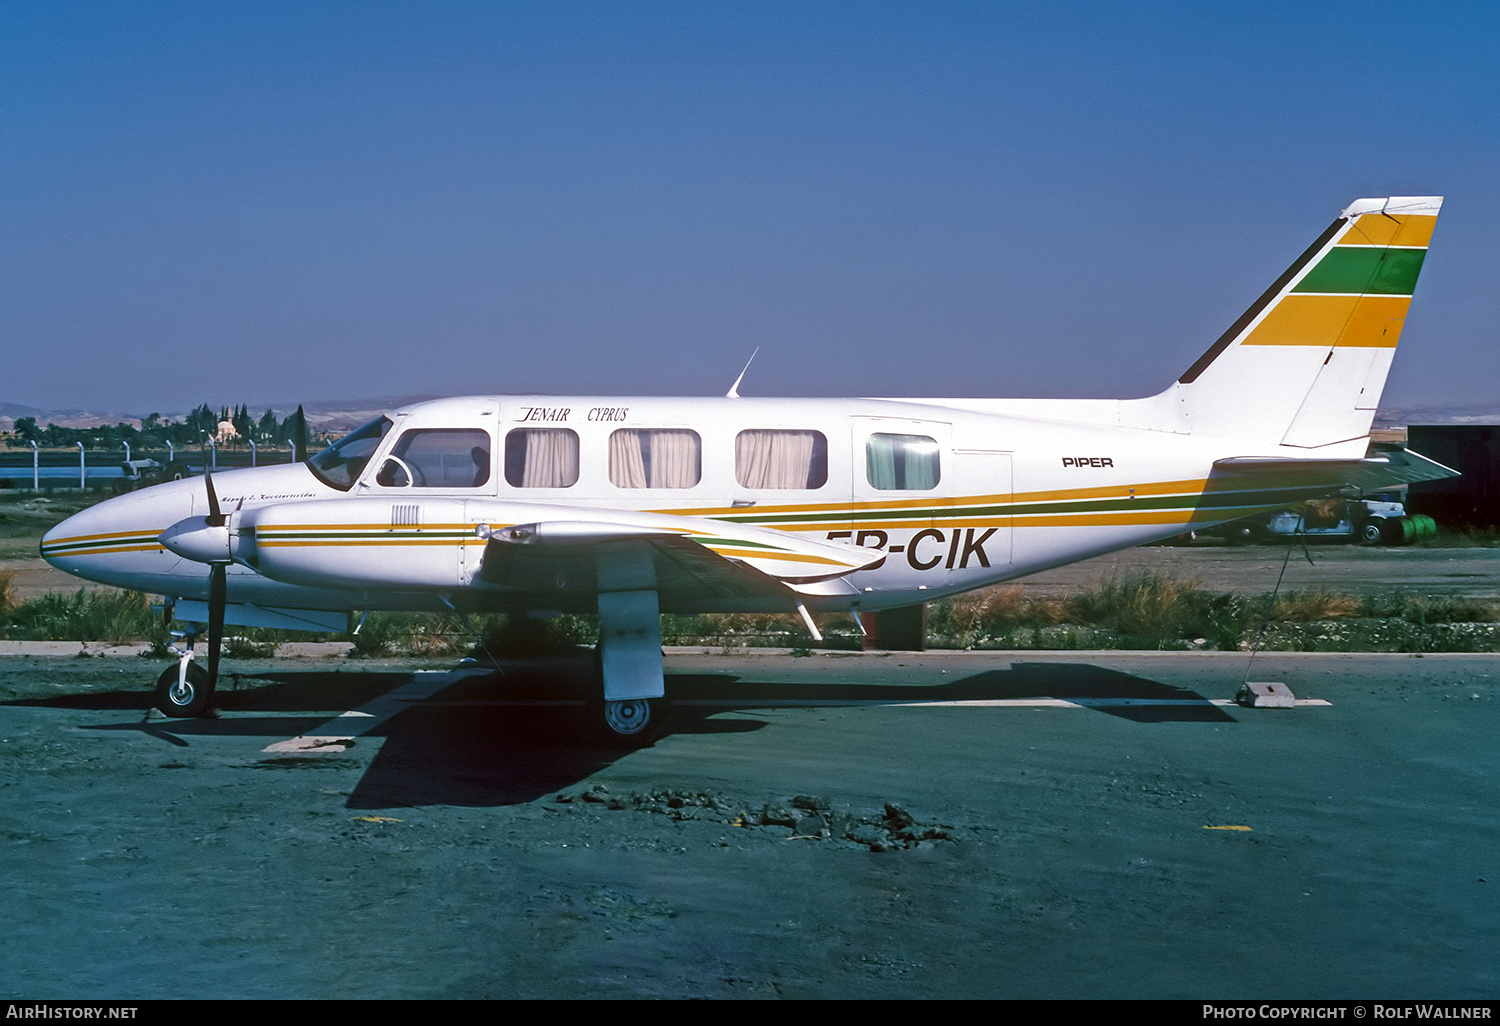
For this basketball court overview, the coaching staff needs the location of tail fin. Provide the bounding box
[1164,196,1441,450]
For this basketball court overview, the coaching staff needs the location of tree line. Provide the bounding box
[4,404,317,453]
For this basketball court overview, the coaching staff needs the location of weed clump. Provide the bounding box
[0,588,166,646]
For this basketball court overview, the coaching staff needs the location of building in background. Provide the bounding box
[1406,426,1500,530]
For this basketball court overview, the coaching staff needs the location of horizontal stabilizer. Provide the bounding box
[1213,448,1458,494]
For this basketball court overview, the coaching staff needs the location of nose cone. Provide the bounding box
[41,484,196,588]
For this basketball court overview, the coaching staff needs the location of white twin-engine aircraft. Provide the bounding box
[43,196,1456,741]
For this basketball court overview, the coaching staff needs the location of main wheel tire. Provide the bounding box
[155,662,213,718]
[593,697,665,747]
[1225,524,1258,546]
[1360,520,1386,545]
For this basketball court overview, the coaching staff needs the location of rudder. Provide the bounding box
[1165,196,1441,450]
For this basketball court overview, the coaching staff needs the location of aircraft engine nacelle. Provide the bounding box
[241,498,474,591]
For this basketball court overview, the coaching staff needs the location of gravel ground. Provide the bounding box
[1,649,1496,999]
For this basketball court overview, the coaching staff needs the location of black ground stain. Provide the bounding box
[552,784,956,852]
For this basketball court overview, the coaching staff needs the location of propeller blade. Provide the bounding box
[204,470,224,526]
[207,563,225,689]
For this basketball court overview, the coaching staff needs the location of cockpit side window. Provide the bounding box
[306,417,393,491]
[376,429,492,488]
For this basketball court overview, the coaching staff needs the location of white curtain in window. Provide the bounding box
[518,429,578,488]
[609,430,700,488]
[735,430,821,489]
[648,430,699,488]
[609,431,649,488]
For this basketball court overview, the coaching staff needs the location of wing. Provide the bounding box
[241,496,882,608]
[474,514,883,607]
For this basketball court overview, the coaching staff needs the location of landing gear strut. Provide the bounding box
[592,585,667,746]
[154,626,215,717]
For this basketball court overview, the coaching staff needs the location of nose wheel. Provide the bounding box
[155,661,213,718]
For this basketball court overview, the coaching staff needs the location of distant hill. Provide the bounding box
[1374,403,1500,427]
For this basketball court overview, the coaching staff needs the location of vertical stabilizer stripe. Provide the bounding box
[1293,247,1425,295]
[1178,216,1346,384]
[1339,213,1437,248]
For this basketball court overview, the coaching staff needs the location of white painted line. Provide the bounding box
[260,682,1333,752]
[673,697,1332,709]
[260,670,484,754]
[263,736,358,754]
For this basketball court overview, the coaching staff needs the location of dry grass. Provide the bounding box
[1269,589,1363,622]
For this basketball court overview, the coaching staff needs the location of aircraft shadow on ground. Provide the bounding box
[348,660,1234,807]
[8,657,1233,808]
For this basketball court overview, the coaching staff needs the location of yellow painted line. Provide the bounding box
[662,480,1219,518]
[1010,511,1200,527]
[43,527,170,544]
[1203,825,1253,832]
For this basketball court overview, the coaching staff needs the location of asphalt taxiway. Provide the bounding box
[1,649,1496,999]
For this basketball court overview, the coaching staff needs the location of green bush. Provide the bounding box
[1,588,166,646]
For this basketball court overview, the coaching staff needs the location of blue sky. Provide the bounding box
[3,1,1496,414]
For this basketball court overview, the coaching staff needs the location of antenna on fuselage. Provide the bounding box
[725,347,760,399]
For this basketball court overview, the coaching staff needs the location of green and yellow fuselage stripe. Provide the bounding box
[40,529,169,558]
[42,472,1337,565]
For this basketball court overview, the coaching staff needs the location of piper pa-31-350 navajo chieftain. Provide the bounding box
[42,195,1456,741]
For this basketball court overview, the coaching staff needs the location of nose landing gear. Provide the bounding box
[154,626,216,718]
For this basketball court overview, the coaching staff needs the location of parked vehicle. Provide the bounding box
[1212,497,1437,546]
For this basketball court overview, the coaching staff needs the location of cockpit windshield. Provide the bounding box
[306,416,392,491]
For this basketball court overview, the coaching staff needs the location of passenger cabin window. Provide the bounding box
[307,416,392,491]
[609,429,701,489]
[376,429,491,488]
[735,430,828,489]
[504,428,579,488]
[866,433,940,490]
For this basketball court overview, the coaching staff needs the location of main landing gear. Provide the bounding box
[594,695,665,746]
[591,587,668,746]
